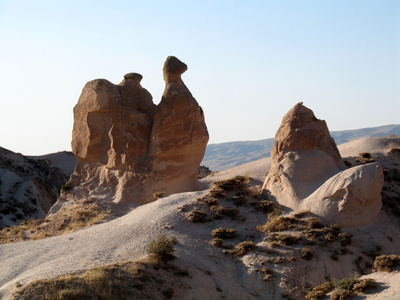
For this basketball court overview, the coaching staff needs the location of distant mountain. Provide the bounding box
[202,124,400,171]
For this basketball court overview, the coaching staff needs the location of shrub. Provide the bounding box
[187,209,207,223]
[211,206,239,219]
[258,216,298,233]
[302,217,323,229]
[232,241,256,256]
[208,188,226,198]
[338,232,353,246]
[231,195,246,206]
[331,289,353,300]
[211,238,224,248]
[147,235,177,262]
[211,228,237,239]
[153,192,165,199]
[335,277,358,291]
[313,281,335,292]
[259,200,275,213]
[374,254,400,272]
[60,181,72,193]
[359,152,372,159]
[261,267,273,281]
[212,175,252,191]
[302,248,313,260]
[305,281,334,300]
[352,278,377,292]
[275,234,301,246]
[356,152,376,163]
[204,197,218,206]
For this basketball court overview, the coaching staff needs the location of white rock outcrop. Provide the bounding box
[262,103,384,226]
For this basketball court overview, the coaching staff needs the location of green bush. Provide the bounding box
[147,235,177,262]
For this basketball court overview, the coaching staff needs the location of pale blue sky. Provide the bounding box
[0,0,399,155]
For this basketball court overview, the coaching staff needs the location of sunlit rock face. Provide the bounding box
[262,102,383,226]
[68,56,209,205]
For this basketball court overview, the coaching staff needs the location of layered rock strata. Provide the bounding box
[262,103,383,226]
[67,56,208,205]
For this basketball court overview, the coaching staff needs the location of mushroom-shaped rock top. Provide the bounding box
[163,56,187,84]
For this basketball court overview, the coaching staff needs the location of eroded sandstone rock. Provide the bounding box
[67,56,208,205]
[262,103,383,226]
[149,56,209,196]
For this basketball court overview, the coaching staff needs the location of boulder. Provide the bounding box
[262,103,383,226]
[66,56,208,206]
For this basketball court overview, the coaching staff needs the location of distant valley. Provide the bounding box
[202,124,400,171]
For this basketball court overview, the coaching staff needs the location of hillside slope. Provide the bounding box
[0,147,67,229]
[1,137,400,299]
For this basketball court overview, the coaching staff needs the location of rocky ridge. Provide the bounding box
[0,147,67,229]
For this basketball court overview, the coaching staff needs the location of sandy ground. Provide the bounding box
[1,137,400,299]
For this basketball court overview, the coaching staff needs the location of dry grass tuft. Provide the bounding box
[352,278,378,292]
[0,200,107,244]
[374,254,400,272]
[232,241,256,256]
[302,248,314,260]
[261,267,273,281]
[266,233,302,246]
[11,258,190,300]
[208,188,226,198]
[305,281,334,300]
[211,238,224,248]
[210,205,239,219]
[212,175,252,192]
[258,200,276,213]
[211,228,237,239]
[331,289,353,300]
[153,192,165,199]
[187,209,208,223]
[356,152,376,164]
[258,216,298,233]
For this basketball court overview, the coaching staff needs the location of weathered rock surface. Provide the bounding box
[149,56,209,197]
[0,147,67,229]
[67,56,208,205]
[262,103,383,226]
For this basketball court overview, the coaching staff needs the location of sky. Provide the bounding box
[0,0,399,155]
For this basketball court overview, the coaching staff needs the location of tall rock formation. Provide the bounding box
[262,103,383,226]
[66,56,208,205]
[149,56,209,195]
